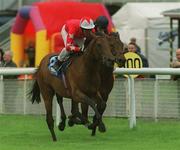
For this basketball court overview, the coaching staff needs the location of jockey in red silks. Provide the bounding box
[52,17,95,72]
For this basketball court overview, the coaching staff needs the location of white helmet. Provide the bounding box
[80,17,95,29]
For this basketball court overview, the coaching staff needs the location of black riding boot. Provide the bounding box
[53,60,62,72]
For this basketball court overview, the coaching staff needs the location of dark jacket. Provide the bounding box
[136,52,149,67]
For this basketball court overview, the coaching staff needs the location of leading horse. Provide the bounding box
[29,34,122,141]
[55,32,126,136]
[81,32,125,135]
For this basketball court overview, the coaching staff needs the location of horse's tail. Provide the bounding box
[30,80,41,104]
[28,69,41,104]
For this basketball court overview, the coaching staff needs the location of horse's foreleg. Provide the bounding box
[81,103,90,125]
[68,101,80,126]
[91,100,107,136]
[89,92,107,136]
[96,93,109,133]
[56,94,66,131]
[68,101,85,126]
[73,91,102,130]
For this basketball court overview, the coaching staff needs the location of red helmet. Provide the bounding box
[80,17,95,29]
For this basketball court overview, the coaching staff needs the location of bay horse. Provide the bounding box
[81,32,125,135]
[29,34,120,141]
[56,32,126,136]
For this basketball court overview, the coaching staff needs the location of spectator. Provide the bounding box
[2,50,17,79]
[171,48,180,117]
[171,48,180,80]
[130,37,141,53]
[25,41,35,67]
[171,48,180,68]
[128,42,149,68]
[128,42,149,78]
[0,48,4,67]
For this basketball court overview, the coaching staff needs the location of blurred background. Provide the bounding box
[1,0,180,127]
[2,0,180,68]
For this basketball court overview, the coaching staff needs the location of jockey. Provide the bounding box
[52,17,95,72]
[94,16,109,34]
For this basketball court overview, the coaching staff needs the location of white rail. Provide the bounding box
[114,68,180,75]
[1,67,180,75]
[1,67,180,129]
[0,68,37,75]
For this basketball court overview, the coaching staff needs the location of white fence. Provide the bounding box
[114,68,180,128]
[1,68,180,129]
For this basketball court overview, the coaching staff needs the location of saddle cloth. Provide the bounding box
[48,55,71,77]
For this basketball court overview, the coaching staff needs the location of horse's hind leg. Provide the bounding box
[56,94,66,131]
[41,87,57,141]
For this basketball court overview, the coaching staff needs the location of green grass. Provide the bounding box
[1,115,180,150]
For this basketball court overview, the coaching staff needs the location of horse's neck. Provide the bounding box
[101,64,114,77]
[81,48,101,72]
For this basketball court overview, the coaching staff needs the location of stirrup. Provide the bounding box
[53,61,62,71]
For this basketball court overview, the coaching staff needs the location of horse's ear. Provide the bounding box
[110,32,120,40]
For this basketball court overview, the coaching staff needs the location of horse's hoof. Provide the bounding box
[91,133,96,136]
[98,122,106,133]
[74,118,82,125]
[91,128,96,136]
[52,137,57,142]
[58,122,65,131]
[68,119,74,127]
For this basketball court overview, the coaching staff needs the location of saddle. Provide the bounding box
[48,51,83,77]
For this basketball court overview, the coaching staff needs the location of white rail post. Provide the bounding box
[0,75,3,113]
[128,75,136,129]
[154,78,158,122]
[23,75,28,115]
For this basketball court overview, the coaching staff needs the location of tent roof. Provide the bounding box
[163,8,180,19]
[112,2,180,29]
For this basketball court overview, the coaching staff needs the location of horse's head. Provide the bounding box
[89,35,116,67]
[107,32,126,67]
